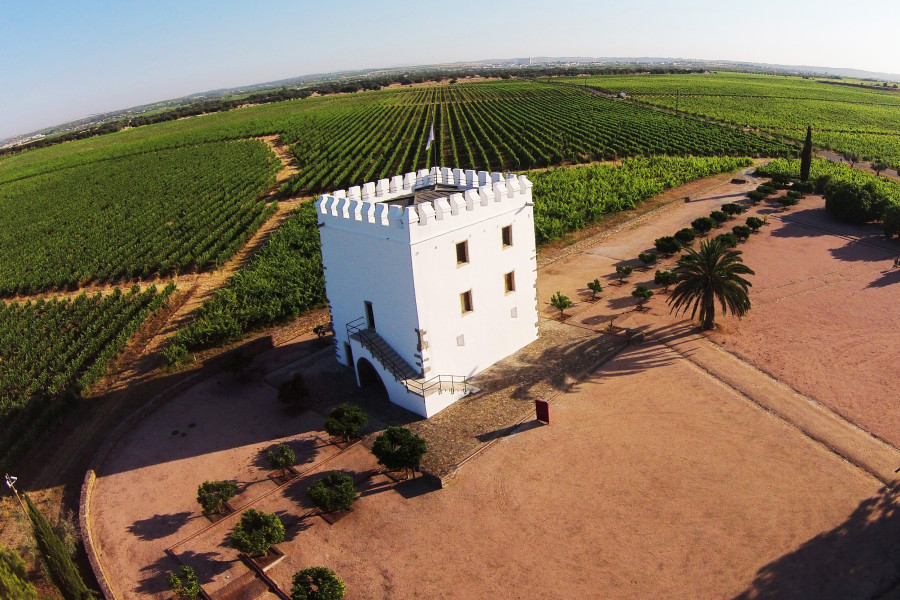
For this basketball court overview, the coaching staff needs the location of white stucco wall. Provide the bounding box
[409,188,539,379]
[318,214,420,371]
[316,168,539,417]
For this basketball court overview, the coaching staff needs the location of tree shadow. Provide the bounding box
[127,511,193,541]
[476,419,547,443]
[868,268,900,288]
[253,436,325,470]
[732,484,900,600]
[136,549,235,594]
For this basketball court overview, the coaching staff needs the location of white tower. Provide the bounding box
[316,167,539,417]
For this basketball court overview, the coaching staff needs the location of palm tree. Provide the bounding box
[667,239,754,330]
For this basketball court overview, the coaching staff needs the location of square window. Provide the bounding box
[456,240,469,264]
[501,225,513,247]
[460,290,473,314]
[504,271,516,293]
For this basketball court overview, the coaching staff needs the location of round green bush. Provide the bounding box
[324,403,368,441]
[306,471,357,513]
[745,216,764,231]
[230,509,285,556]
[691,217,715,234]
[674,228,696,245]
[371,426,427,475]
[714,233,738,248]
[290,566,345,600]
[654,269,678,289]
[710,211,728,225]
[732,225,752,240]
[654,236,682,256]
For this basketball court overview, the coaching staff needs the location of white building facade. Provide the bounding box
[316,166,539,417]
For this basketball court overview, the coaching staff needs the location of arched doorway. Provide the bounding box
[356,357,388,400]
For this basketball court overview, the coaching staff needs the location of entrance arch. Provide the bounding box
[356,357,388,400]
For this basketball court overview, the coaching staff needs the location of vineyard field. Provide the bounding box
[576,72,900,166]
[0,81,793,192]
[163,202,326,362]
[0,140,280,296]
[531,156,753,242]
[0,284,175,470]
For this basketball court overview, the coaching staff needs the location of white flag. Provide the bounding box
[425,124,435,151]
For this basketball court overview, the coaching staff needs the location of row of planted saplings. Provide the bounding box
[549,202,767,318]
[169,403,428,600]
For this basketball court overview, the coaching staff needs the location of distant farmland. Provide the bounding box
[577,71,900,166]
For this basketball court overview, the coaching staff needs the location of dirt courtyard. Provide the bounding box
[88,169,900,599]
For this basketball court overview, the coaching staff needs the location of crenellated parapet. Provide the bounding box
[316,166,533,242]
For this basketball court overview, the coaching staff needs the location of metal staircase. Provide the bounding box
[346,317,467,397]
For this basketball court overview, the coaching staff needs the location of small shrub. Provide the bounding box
[371,426,427,478]
[757,184,776,196]
[197,480,239,514]
[615,265,634,282]
[883,204,900,239]
[278,373,310,412]
[549,291,573,317]
[715,233,738,248]
[779,195,799,208]
[654,269,678,291]
[732,225,752,241]
[654,236,682,256]
[721,203,745,217]
[747,190,766,203]
[786,190,802,200]
[631,285,654,307]
[710,211,728,226]
[745,216,764,231]
[290,566,346,600]
[587,279,603,300]
[168,566,201,600]
[267,443,296,477]
[638,252,657,267]
[306,471,357,513]
[0,544,37,600]
[814,174,833,194]
[230,509,285,556]
[691,217,715,234]
[674,228,696,245]
[324,404,368,441]
[792,181,814,195]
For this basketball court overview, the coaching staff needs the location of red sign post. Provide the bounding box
[535,400,550,424]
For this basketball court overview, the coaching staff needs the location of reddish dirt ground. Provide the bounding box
[88,168,900,599]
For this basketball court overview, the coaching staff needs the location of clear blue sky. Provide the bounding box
[1,0,898,140]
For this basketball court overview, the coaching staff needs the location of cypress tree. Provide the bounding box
[23,494,94,600]
[800,125,813,182]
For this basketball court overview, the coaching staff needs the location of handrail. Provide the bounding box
[346,317,412,383]
[346,317,467,396]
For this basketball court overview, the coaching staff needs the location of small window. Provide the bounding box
[460,290,473,314]
[456,240,469,264]
[501,225,513,247]
[504,271,516,293]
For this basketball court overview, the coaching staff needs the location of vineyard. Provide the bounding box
[576,72,900,166]
[530,156,753,242]
[0,81,793,191]
[0,284,175,470]
[163,202,326,363]
[0,140,280,296]
[277,82,792,195]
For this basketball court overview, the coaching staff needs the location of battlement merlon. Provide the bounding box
[316,168,533,244]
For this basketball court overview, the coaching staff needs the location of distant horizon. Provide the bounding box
[3,0,899,141]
